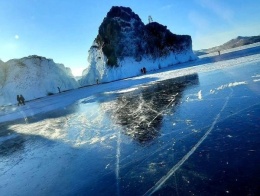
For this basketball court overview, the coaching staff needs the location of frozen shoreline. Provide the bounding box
[0,43,260,124]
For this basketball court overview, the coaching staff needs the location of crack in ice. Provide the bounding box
[143,91,232,195]
[116,129,121,196]
[147,93,178,127]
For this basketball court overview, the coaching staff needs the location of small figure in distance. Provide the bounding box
[19,94,25,105]
[143,67,147,74]
[218,50,220,56]
[96,78,99,84]
[17,95,21,106]
[141,68,144,74]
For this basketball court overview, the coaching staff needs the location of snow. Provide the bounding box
[80,42,197,86]
[198,42,260,58]
[252,74,260,82]
[0,56,79,106]
[216,81,248,90]
[0,43,260,124]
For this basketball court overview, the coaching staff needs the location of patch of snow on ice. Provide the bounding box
[88,136,106,145]
[210,89,215,94]
[252,74,260,78]
[198,90,202,100]
[106,87,139,94]
[216,81,247,90]
[185,91,202,102]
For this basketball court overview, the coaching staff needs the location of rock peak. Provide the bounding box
[106,6,141,22]
[94,6,193,66]
[80,6,197,86]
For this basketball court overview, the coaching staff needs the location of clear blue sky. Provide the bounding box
[1,0,260,76]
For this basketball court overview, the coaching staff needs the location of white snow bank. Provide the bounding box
[79,46,197,86]
[0,56,79,106]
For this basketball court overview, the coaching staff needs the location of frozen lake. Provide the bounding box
[0,52,260,195]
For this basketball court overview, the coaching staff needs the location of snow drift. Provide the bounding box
[0,55,79,105]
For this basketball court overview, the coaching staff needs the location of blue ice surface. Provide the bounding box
[0,58,259,196]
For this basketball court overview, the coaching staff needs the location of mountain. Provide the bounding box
[0,55,79,106]
[195,35,260,55]
[79,6,197,86]
[0,60,6,89]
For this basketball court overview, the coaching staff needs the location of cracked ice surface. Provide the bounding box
[0,46,260,195]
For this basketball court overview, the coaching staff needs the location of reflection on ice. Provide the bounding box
[107,73,199,142]
[0,129,25,156]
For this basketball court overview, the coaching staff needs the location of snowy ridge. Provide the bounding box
[0,60,6,88]
[196,37,260,56]
[0,55,79,105]
[198,42,260,58]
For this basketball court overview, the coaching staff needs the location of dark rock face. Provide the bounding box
[144,22,192,58]
[94,6,193,67]
[106,6,141,22]
[95,6,144,66]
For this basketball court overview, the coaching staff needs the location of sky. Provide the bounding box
[0,0,260,76]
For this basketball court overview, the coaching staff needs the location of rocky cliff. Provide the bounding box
[80,6,197,86]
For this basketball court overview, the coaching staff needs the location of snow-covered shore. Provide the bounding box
[0,43,260,124]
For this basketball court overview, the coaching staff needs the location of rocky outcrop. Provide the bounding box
[80,6,197,86]
[0,55,79,105]
[144,22,193,59]
[95,6,145,66]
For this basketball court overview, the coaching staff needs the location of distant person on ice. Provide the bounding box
[19,94,25,105]
[141,67,147,74]
[17,95,21,106]
[218,50,220,55]
[17,95,25,106]
[143,67,147,74]
[141,68,144,74]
